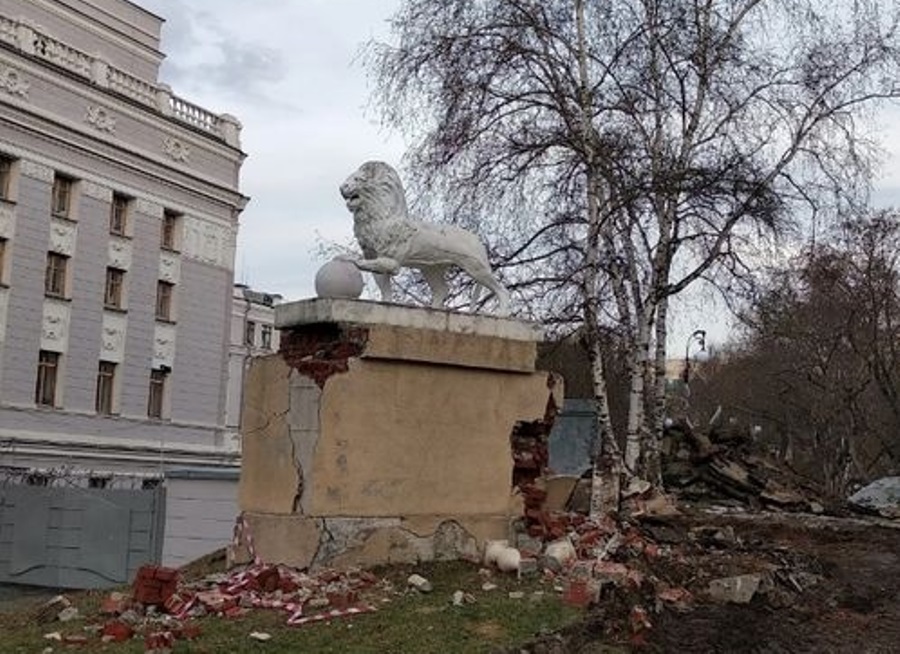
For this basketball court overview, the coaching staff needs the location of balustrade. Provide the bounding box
[0,15,236,144]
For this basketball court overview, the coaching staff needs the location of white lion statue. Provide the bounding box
[339,161,510,315]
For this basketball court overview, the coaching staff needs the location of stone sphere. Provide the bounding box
[315,258,364,299]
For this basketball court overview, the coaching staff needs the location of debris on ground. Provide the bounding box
[406,573,433,593]
[660,419,833,513]
[848,476,900,518]
[34,595,71,624]
[707,573,763,604]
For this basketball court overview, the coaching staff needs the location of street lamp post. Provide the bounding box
[682,329,707,385]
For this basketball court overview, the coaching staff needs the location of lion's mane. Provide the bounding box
[342,161,418,257]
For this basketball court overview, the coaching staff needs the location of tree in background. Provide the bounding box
[692,213,900,494]
[367,0,900,513]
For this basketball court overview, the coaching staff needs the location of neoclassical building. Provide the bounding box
[0,0,247,584]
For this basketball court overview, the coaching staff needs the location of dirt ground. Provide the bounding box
[518,510,900,654]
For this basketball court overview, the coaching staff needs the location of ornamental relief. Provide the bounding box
[162,137,190,163]
[182,217,236,270]
[41,300,70,351]
[136,198,163,217]
[0,289,8,343]
[108,236,132,270]
[153,323,177,369]
[81,180,112,202]
[20,160,53,182]
[0,65,29,97]
[159,251,181,283]
[100,313,127,363]
[49,218,77,256]
[0,204,14,238]
[85,105,116,133]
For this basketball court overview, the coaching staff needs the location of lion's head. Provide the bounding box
[339,161,409,224]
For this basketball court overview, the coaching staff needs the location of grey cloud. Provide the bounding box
[148,4,288,100]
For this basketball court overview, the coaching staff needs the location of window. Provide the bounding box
[51,174,73,217]
[0,156,12,201]
[245,320,256,347]
[110,193,129,235]
[26,472,49,487]
[104,268,125,309]
[44,252,68,297]
[35,350,59,407]
[148,368,167,418]
[88,476,109,489]
[261,324,273,350]
[95,361,116,414]
[161,210,180,250]
[156,281,174,320]
[142,478,162,490]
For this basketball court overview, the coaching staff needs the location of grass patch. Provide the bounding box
[0,561,583,653]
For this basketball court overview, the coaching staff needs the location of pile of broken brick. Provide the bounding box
[36,562,386,650]
[505,470,836,646]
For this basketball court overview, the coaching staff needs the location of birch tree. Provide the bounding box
[368,0,900,513]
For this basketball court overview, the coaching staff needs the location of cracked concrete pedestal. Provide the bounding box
[233,298,560,569]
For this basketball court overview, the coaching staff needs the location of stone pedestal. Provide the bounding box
[234,299,560,569]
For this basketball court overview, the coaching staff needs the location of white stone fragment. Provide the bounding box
[407,573,433,593]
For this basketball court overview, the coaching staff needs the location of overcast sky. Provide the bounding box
[137,1,900,345]
[137,0,405,300]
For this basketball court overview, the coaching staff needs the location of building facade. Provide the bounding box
[0,0,247,582]
[225,284,281,434]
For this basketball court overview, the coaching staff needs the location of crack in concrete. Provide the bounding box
[241,406,290,438]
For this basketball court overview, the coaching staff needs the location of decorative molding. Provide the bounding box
[81,180,112,202]
[162,136,190,163]
[108,236,132,270]
[0,65,29,97]
[136,198,163,217]
[182,217,236,270]
[85,105,116,133]
[49,218,77,256]
[159,250,181,284]
[153,322,177,369]
[0,204,14,239]
[0,288,8,343]
[20,159,53,182]
[41,299,70,351]
[100,312,127,363]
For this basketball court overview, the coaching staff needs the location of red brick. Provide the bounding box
[175,622,202,640]
[133,565,179,606]
[254,566,281,593]
[326,589,359,611]
[102,620,134,643]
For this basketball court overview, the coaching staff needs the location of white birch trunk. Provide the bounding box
[623,309,653,476]
[575,0,623,518]
[645,295,669,487]
[587,325,622,519]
